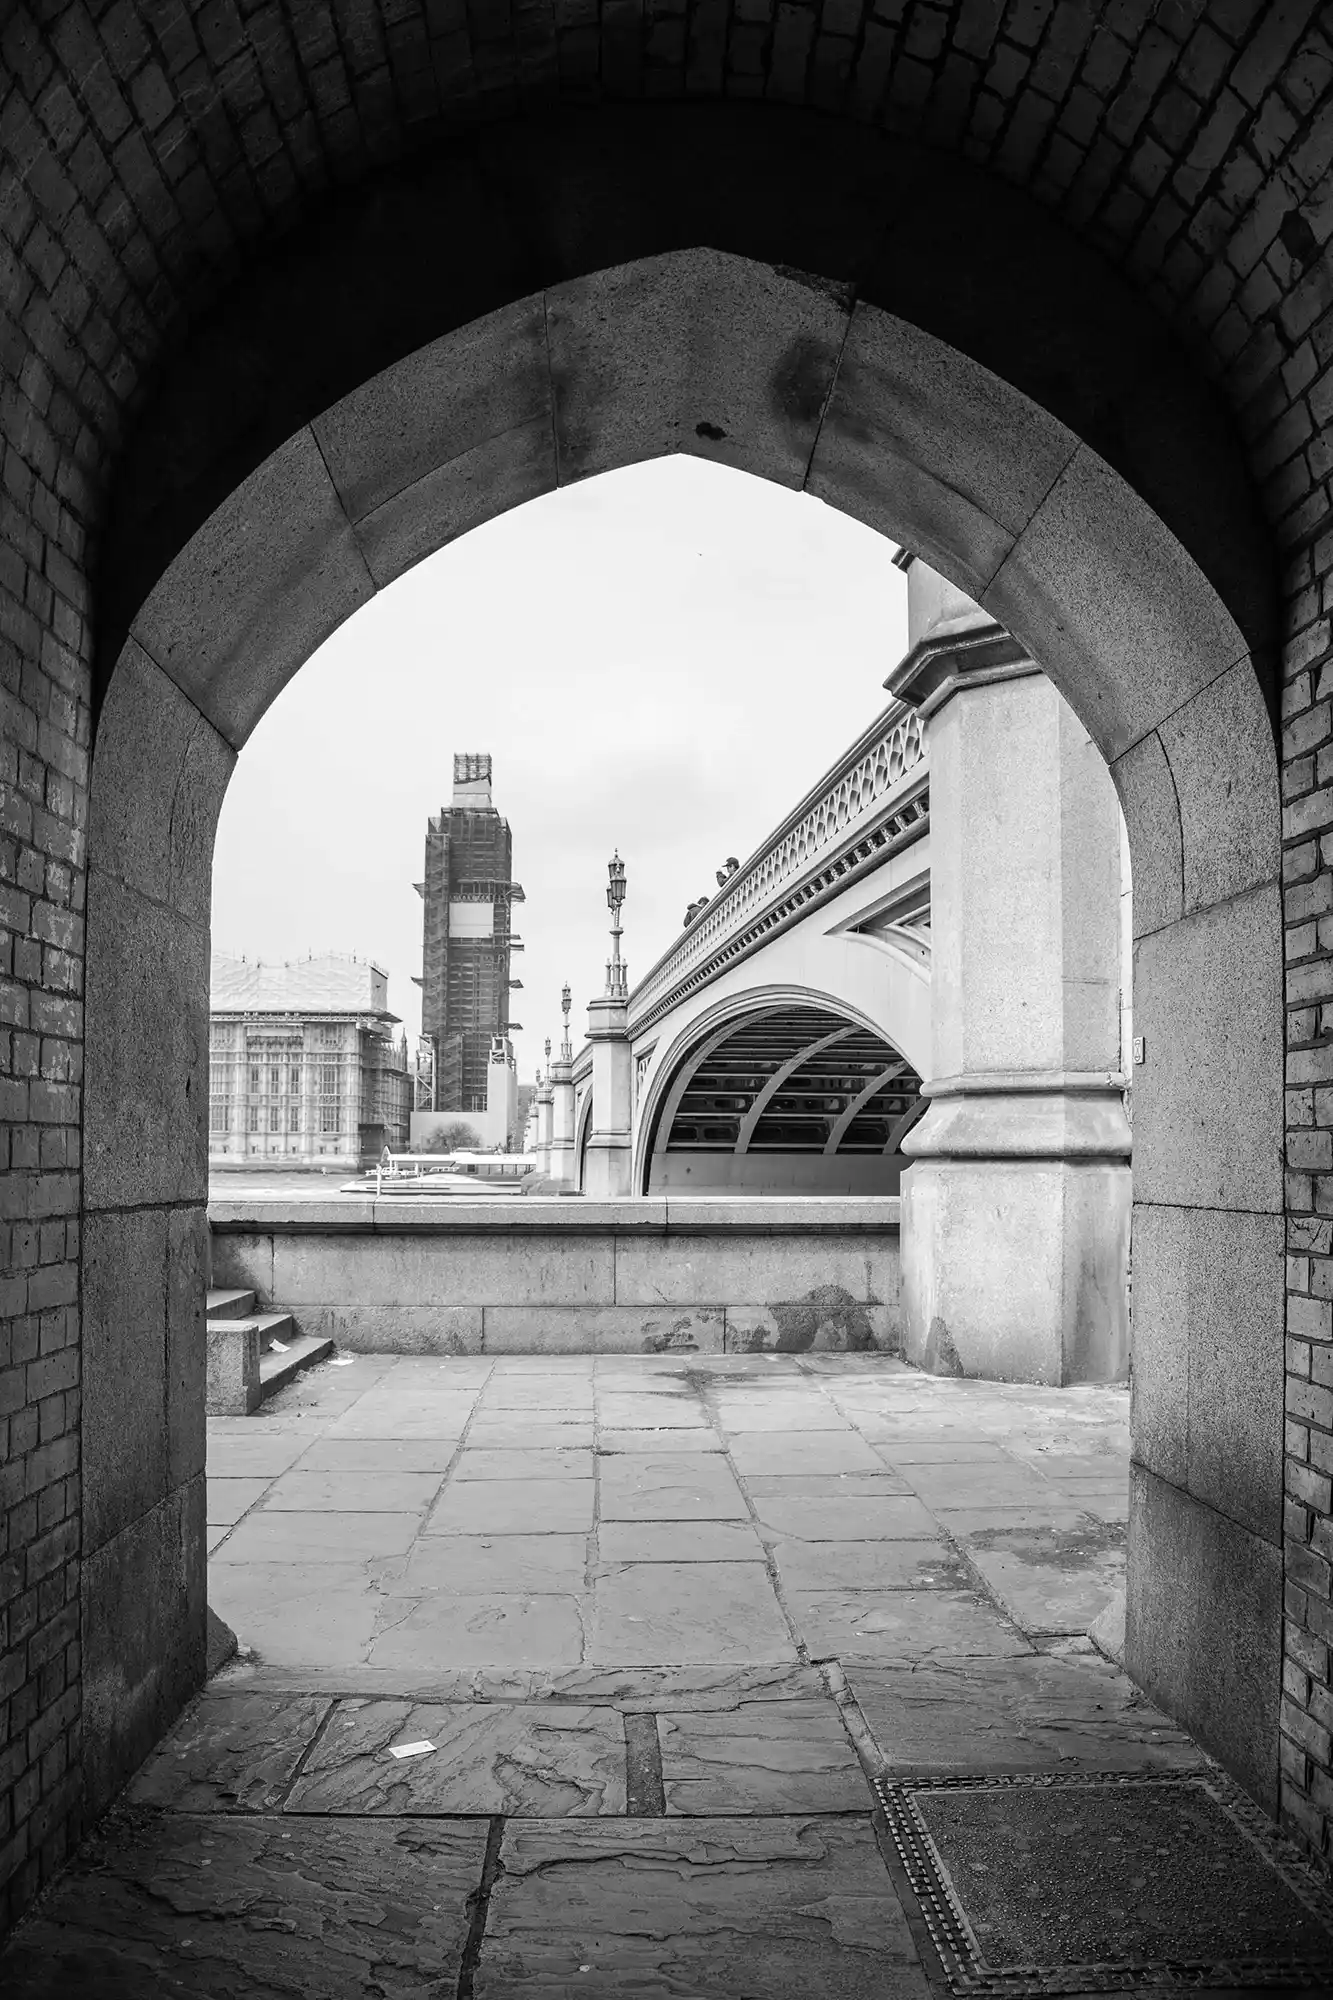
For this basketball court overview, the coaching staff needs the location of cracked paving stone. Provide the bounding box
[591,1562,795,1664]
[475,1815,929,1998]
[287,1698,626,1814]
[0,1809,487,1999]
[844,1654,1205,1776]
[128,1692,331,1812]
[658,1699,871,1814]
[369,1591,586,1669]
[788,1588,1030,1660]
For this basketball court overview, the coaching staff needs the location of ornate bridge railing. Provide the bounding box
[630,701,929,1036]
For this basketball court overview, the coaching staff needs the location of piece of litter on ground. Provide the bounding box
[388,1740,435,1760]
[329,1355,356,1366]
[268,1338,289,1353]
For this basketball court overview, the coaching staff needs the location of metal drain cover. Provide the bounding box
[875,1770,1333,1994]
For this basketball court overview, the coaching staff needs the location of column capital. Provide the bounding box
[885,613,1039,723]
[587,994,629,1041]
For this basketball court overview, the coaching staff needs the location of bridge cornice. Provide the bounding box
[628,701,929,1037]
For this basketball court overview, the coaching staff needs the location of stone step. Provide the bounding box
[206,1287,257,1319]
[259,1332,333,1401]
[249,1311,296,1354]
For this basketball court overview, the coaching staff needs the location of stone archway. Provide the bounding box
[83,248,1281,1828]
[632,986,925,1197]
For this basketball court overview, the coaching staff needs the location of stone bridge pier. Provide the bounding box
[893,560,1131,1385]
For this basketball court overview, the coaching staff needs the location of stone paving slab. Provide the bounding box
[369,1591,586,1669]
[598,1455,749,1521]
[205,1429,312,1477]
[749,1493,938,1539]
[958,1519,1126,1635]
[213,1509,422,1563]
[1,1809,487,1998]
[399,1533,590,1592]
[475,1816,930,1998]
[209,1561,383,1667]
[658,1699,870,1814]
[892,1457,1061,1505]
[597,1426,724,1453]
[844,1655,1205,1775]
[260,1470,445,1512]
[206,1476,271,1524]
[465,1418,596,1447]
[709,1400,853,1431]
[787,1588,1030,1660]
[742,1470,916,1495]
[595,1394,712,1427]
[768,1536,969,1591]
[127,1691,331,1812]
[295,1435,461,1471]
[287,1698,626,1814]
[425,1479,597,1534]
[597,1520,765,1562]
[591,1562,796,1664]
[323,1404,473,1438]
[454,1448,594,1480]
[727,1430,887,1473]
[223,1660,831,1709]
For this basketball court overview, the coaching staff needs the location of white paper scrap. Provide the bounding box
[329,1355,357,1366]
[388,1740,435,1760]
[269,1338,289,1353]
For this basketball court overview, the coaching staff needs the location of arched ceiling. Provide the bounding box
[2,3,1329,693]
[654,1002,922,1158]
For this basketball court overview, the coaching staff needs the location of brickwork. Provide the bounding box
[1,0,1333,1928]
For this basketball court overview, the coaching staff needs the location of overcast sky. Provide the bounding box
[211,456,909,1082]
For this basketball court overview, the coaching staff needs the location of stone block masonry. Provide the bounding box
[208,1197,903,1357]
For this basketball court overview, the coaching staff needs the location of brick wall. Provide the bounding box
[2,0,1332,1926]
[0,282,92,1919]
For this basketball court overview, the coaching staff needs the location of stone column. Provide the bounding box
[890,558,1130,1385]
[549,1054,576,1186]
[535,1074,553,1176]
[584,992,633,1197]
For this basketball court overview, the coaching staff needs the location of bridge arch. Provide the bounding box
[633,986,924,1197]
[84,243,1280,1821]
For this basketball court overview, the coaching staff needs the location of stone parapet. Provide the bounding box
[208,1196,902,1355]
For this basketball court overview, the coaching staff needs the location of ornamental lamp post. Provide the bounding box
[606,850,628,998]
[561,982,572,1059]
